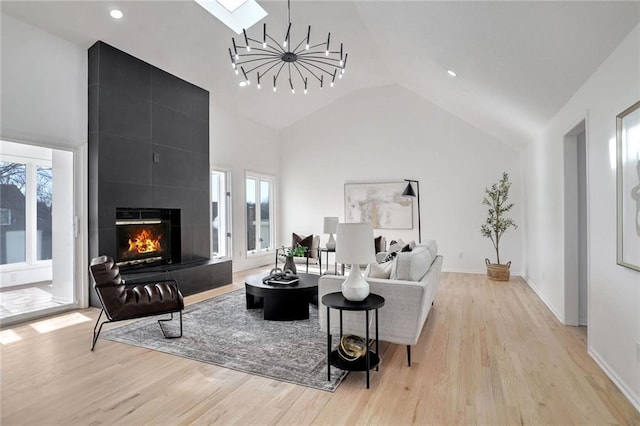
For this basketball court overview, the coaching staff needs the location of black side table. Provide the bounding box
[321,292,385,389]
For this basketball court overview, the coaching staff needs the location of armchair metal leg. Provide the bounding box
[91,309,105,351]
[157,310,183,339]
[407,345,411,367]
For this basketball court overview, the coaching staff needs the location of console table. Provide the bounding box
[321,292,385,389]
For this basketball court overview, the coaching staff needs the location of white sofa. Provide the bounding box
[318,240,442,366]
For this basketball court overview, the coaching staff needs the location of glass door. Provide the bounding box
[0,140,76,324]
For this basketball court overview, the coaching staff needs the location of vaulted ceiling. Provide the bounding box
[2,1,639,150]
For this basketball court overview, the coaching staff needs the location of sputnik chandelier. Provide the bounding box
[228,0,348,94]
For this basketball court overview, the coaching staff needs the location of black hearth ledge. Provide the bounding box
[121,257,232,298]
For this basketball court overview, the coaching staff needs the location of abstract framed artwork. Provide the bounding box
[616,100,640,272]
[344,181,413,229]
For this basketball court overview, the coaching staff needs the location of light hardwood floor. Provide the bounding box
[1,269,639,425]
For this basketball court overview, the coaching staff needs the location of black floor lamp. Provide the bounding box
[402,179,421,243]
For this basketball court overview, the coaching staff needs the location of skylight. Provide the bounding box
[193,0,267,34]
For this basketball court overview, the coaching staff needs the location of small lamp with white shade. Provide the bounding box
[323,217,339,250]
[336,223,376,301]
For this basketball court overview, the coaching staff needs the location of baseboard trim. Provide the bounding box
[442,267,523,276]
[588,346,640,414]
[523,276,565,324]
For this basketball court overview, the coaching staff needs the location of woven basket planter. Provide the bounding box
[485,259,511,281]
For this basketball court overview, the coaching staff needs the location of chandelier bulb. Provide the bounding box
[325,50,329,56]
[338,73,342,79]
[235,54,239,60]
[235,69,239,75]
[330,81,334,87]
[339,60,344,66]
[257,83,261,90]
[304,88,307,94]
[247,45,251,52]
[263,42,267,48]
[306,44,309,50]
[273,86,277,92]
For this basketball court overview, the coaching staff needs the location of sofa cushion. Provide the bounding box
[364,260,393,279]
[390,245,433,282]
[422,240,438,260]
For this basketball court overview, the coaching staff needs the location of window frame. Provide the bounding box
[245,170,276,256]
[211,167,232,259]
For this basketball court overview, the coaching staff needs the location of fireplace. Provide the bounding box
[115,208,180,267]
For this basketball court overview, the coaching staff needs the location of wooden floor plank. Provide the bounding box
[1,270,638,425]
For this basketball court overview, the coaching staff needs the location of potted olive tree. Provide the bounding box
[481,172,517,281]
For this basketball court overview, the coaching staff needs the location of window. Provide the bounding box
[211,169,231,258]
[36,165,53,261]
[0,161,27,264]
[246,172,274,254]
[0,159,53,265]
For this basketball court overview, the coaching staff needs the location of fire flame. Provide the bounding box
[128,229,162,254]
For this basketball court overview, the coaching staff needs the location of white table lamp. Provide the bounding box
[323,216,339,250]
[336,223,376,301]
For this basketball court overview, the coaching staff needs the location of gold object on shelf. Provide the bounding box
[338,335,366,361]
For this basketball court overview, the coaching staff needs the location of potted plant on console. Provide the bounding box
[481,172,517,281]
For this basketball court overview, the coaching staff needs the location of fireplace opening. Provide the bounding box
[115,208,180,267]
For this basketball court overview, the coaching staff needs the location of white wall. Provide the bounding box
[1,13,89,307]
[1,14,87,146]
[210,104,280,272]
[522,24,640,410]
[280,85,523,274]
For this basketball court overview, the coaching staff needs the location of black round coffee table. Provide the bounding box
[245,272,319,321]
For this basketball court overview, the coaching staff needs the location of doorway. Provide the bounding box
[0,140,76,325]
[563,120,588,326]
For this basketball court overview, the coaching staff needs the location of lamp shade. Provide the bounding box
[323,217,339,234]
[402,182,416,197]
[336,223,376,265]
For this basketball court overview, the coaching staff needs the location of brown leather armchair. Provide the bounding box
[89,255,184,350]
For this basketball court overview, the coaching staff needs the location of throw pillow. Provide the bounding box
[387,238,405,254]
[367,261,393,279]
[382,251,397,263]
[292,233,313,255]
[401,244,412,252]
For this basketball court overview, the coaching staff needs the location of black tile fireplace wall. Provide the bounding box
[88,41,230,306]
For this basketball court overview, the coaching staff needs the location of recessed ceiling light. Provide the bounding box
[110,9,123,19]
[447,69,457,77]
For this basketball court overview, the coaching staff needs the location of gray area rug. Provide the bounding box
[101,289,346,392]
